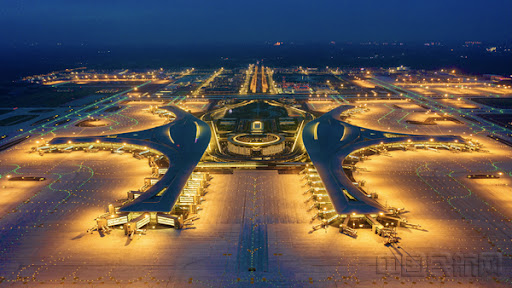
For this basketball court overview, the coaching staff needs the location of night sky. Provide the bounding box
[1,0,511,46]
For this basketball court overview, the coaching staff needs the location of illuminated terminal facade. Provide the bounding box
[36,100,478,241]
[302,105,478,238]
[42,106,211,236]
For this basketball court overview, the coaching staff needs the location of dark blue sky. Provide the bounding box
[1,0,511,45]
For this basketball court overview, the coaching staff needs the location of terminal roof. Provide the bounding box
[49,106,211,212]
[302,105,465,214]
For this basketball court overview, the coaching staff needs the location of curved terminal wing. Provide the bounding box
[48,106,211,212]
[302,105,466,214]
